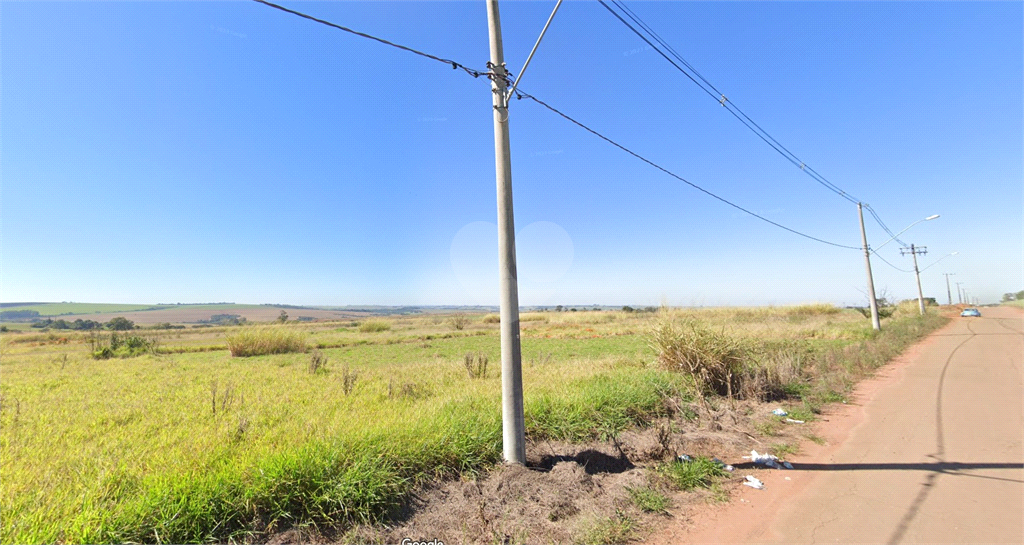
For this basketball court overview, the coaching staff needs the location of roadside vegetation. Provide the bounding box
[0,304,947,543]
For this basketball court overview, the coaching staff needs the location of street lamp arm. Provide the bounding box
[920,251,959,273]
[873,214,940,252]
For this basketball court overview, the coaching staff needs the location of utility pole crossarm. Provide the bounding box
[901,244,929,315]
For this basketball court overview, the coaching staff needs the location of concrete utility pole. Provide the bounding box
[485,0,526,465]
[901,244,928,315]
[858,203,881,331]
[943,273,955,306]
[955,282,965,304]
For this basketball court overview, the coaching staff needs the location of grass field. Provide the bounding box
[0,305,946,543]
[0,303,173,316]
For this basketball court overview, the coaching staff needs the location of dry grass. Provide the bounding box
[225,327,307,357]
[358,319,392,333]
[649,317,746,398]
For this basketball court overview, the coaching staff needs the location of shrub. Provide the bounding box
[482,314,500,324]
[448,313,469,330]
[226,327,307,357]
[358,319,391,333]
[91,333,158,359]
[106,317,136,331]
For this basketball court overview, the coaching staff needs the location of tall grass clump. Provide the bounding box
[358,319,391,333]
[649,315,746,398]
[225,327,306,357]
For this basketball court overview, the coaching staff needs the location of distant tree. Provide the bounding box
[277,310,288,323]
[555,305,563,312]
[107,317,135,331]
[622,306,635,313]
[1017,290,1024,300]
[71,319,102,330]
[51,319,70,330]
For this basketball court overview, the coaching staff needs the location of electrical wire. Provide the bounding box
[870,250,914,273]
[513,90,861,250]
[252,0,489,78]
[598,0,862,205]
[252,0,861,251]
[864,204,909,248]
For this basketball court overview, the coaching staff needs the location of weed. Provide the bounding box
[657,456,725,491]
[464,352,488,379]
[308,349,328,374]
[235,417,250,441]
[527,352,552,366]
[770,442,798,458]
[341,366,358,395]
[627,486,670,513]
[581,509,636,545]
[210,380,238,416]
[754,420,780,437]
[805,433,826,446]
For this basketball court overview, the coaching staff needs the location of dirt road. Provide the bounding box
[664,306,1024,544]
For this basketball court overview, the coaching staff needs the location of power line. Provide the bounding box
[251,0,489,78]
[870,249,913,273]
[598,0,862,205]
[513,90,860,250]
[864,204,908,248]
[252,0,859,251]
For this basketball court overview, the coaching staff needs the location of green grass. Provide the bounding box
[0,303,172,316]
[0,307,949,543]
[657,456,726,491]
[0,317,664,543]
[581,509,636,545]
[627,486,670,513]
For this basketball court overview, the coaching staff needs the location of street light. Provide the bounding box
[874,214,940,252]
[857,207,940,331]
[920,251,959,273]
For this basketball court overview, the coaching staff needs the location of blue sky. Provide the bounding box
[2,1,1021,307]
